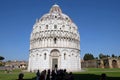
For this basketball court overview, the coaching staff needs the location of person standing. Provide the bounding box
[36,70,40,80]
[18,73,24,80]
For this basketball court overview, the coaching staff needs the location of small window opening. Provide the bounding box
[46,25,48,29]
[54,38,57,44]
[62,25,65,28]
[54,25,57,29]
[44,53,46,60]
[41,18,43,21]
[55,16,57,18]
[66,17,68,20]
[64,53,66,60]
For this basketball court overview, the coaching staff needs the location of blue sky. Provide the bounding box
[0,0,120,61]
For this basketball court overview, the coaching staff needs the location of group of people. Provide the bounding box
[36,69,74,80]
[18,69,107,80]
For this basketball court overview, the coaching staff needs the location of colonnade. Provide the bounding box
[30,30,80,49]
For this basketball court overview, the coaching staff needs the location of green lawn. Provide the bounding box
[0,68,120,80]
[0,69,36,80]
[74,68,120,80]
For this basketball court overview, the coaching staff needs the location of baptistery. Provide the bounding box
[28,4,81,72]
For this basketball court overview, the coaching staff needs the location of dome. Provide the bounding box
[37,4,73,25]
[30,4,80,49]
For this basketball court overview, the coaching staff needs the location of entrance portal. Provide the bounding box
[50,49,60,70]
[52,59,58,70]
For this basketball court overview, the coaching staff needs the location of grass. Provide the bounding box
[0,68,120,80]
[74,68,120,80]
[0,69,35,80]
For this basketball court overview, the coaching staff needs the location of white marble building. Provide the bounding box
[28,4,81,72]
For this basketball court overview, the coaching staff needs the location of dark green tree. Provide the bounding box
[95,57,98,60]
[106,55,110,57]
[83,53,94,60]
[99,53,109,59]
[112,54,115,58]
[0,56,5,66]
[99,53,104,59]
[0,56,4,61]
[118,55,120,58]
[111,54,117,58]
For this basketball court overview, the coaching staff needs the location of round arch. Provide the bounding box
[112,60,118,68]
[50,49,61,70]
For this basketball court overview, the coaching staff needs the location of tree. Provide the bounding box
[99,53,104,59]
[83,53,94,60]
[95,57,98,60]
[99,53,109,59]
[0,56,5,66]
[118,55,120,58]
[111,54,117,58]
[106,55,110,57]
[0,56,5,61]
[112,54,115,58]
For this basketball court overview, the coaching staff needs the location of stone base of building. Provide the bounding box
[28,47,81,72]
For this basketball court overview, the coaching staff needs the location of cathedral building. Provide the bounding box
[28,4,81,72]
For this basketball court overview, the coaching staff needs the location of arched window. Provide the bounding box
[66,17,68,20]
[55,16,57,18]
[36,53,38,60]
[46,25,48,29]
[41,18,43,21]
[54,25,57,29]
[64,53,66,60]
[62,25,65,28]
[54,38,57,44]
[36,53,38,56]
[69,27,71,30]
[44,53,46,60]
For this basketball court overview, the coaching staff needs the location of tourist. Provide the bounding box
[40,70,46,80]
[55,64,58,72]
[18,73,24,80]
[46,69,51,80]
[68,72,74,80]
[36,70,40,80]
[100,73,107,80]
[51,70,56,80]
[37,69,74,80]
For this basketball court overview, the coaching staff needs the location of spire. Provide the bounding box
[49,4,62,14]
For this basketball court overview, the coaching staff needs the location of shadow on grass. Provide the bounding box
[73,74,120,80]
[16,77,36,80]
[20,74,120,80]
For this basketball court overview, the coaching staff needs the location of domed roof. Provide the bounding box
[32,4,78,35]
[30,4,80,50]
[38,4,72,24]
[49,4,62,13]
